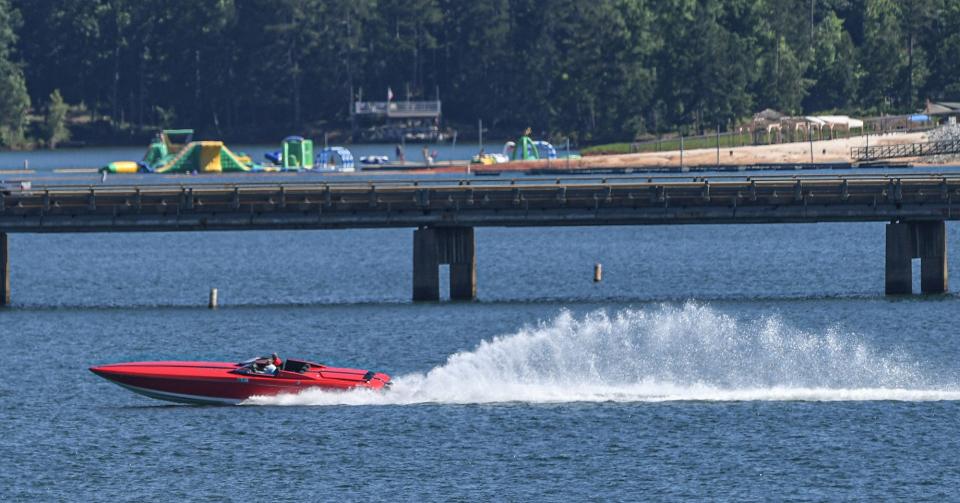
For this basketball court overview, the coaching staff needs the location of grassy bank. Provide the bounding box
[579,143,634,155]
[582,134,760,156]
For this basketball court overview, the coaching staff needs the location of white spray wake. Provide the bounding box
[246,303,960,406]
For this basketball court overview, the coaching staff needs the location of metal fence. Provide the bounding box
[628,119,940,155]
[851,139,960,161]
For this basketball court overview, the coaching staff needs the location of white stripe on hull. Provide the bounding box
[115,381,243,405]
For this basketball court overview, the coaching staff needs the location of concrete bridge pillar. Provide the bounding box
[918,221,948,294]
[885,223,913,295]
[1,232,8,306]
[413,227,476,301]
[885,221,947,295]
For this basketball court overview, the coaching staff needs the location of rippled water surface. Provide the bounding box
[3,155,960,499]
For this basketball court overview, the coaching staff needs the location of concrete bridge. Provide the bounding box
[1,173,958,304]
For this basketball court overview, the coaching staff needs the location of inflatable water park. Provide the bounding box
[101,130,355,174]
[100,127,578,175]
[473,128,579,166]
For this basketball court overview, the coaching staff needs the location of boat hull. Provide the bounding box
[90,360,390,405]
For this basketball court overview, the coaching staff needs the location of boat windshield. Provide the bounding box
[234,356,318,374]
[281,359,312,373]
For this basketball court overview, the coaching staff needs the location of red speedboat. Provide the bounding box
[90,355,391,405]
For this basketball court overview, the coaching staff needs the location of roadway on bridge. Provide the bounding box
[2,160,960,191]
[5,170,960,233]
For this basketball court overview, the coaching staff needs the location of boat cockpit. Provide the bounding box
[233,356,314,376]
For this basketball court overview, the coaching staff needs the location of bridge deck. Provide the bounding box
[2,174,960,233]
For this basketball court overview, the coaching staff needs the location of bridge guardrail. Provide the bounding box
[3,174,960,226]
[15,171,960,195]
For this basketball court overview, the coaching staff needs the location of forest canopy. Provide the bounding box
[1,0,958,146]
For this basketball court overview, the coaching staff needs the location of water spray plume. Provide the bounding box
[247,303,960,406]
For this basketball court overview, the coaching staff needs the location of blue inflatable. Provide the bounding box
[533,141,558,160]
[316,147,356,172]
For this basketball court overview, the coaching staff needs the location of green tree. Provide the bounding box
[688,0,758,129]
[804,10,860,111]
[436,0,511,128]
[44,89,70,148]
[898,0,937,109]
[365,0,443,100]
[650,0,698,130]
[860,0,906,112]
[652,0,762,131]
[2,1,944,145]
[16,0,102,120]
[0,0,29,147]
[755,1,813,115]
[554,0,656,141]
[919,0,960,99]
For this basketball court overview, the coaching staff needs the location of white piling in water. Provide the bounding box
[208,288,218,309]
[594,263,602,282]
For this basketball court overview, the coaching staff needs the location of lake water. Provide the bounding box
[3,149,960,500]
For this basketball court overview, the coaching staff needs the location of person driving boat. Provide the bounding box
[243,353,282,375]
[262,353,283,375]
[272,353,284,373]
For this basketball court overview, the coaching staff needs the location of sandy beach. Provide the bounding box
[479,131,934,173]
[586,131,928,167]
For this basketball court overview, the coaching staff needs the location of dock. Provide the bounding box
[1,173,957,303]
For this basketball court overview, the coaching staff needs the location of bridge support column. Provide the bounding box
[413,228,440,301]
[885,222,947,295]
[918,221,947,294]
[413,227,476,301]
[448,228,477,300]
[1,232,9,306]
[885,223,913,295]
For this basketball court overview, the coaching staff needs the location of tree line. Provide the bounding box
[0,0,958,147]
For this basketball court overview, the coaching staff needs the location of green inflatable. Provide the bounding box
[509,128,541,161]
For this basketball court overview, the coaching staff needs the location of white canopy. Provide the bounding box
[810,115,864,129]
